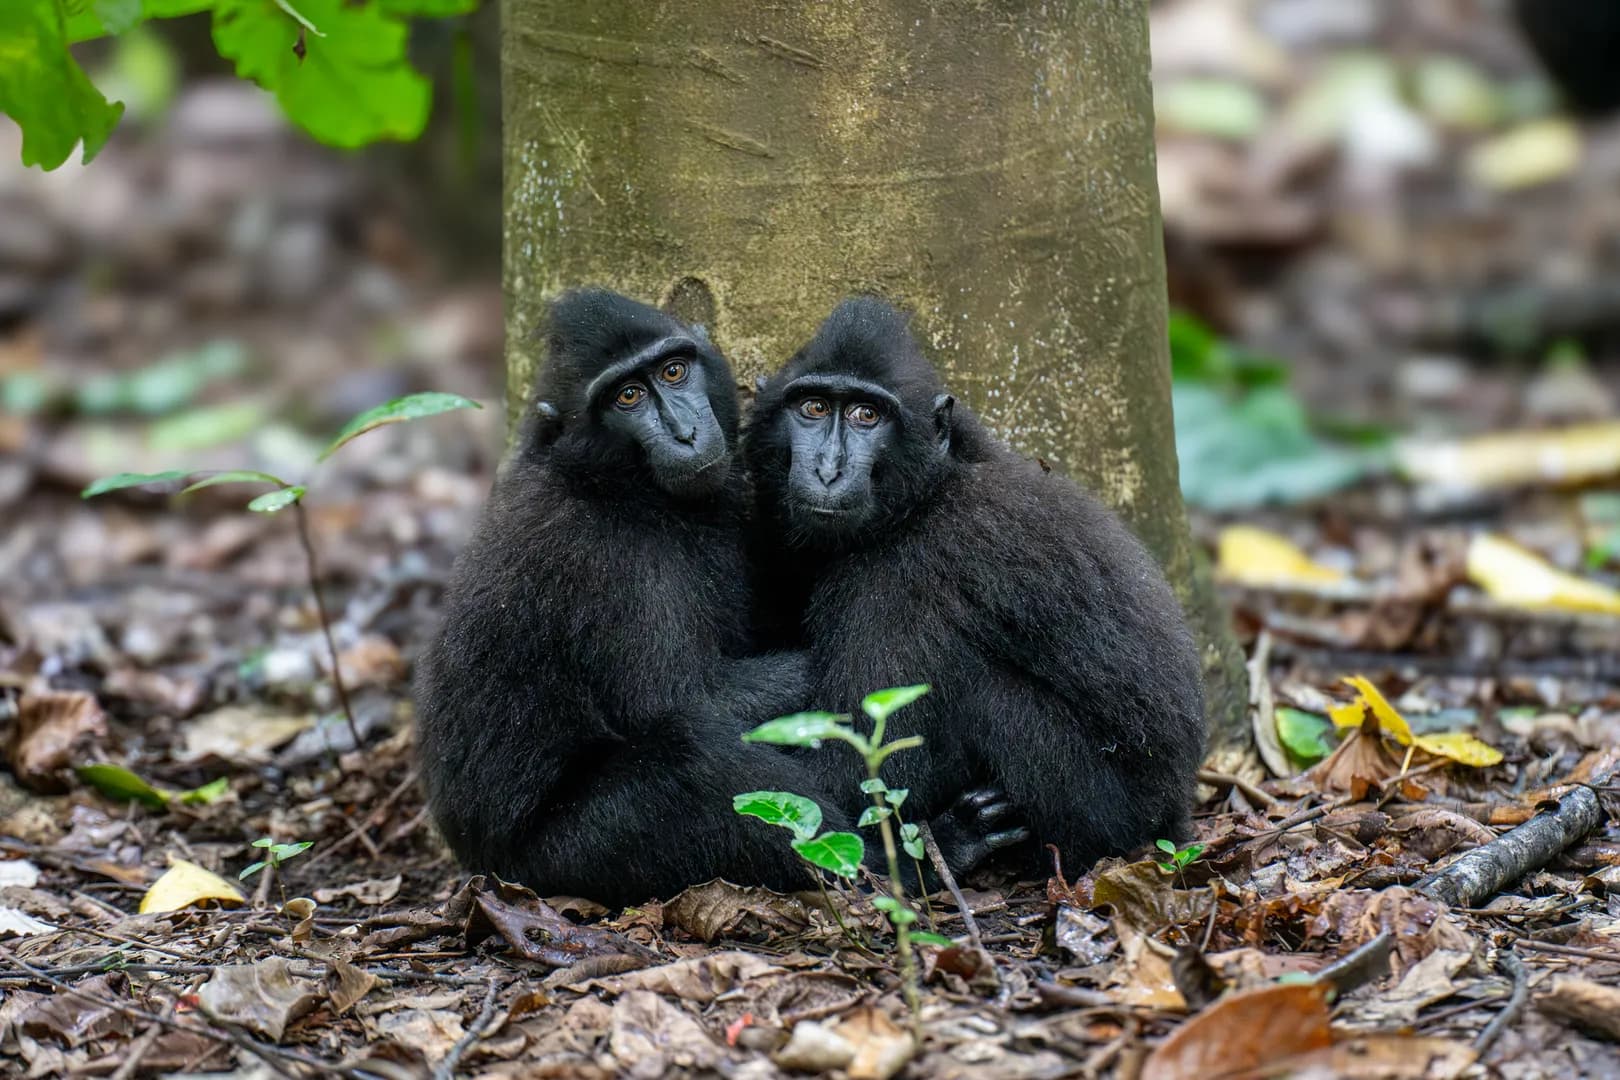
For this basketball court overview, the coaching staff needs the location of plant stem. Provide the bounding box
[868,773,921,1041]
[292,500,361,751]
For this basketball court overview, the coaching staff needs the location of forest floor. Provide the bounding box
[3,2,1620,1078]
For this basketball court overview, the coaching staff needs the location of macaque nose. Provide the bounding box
[672,423,697,445]
[816,456,842,487]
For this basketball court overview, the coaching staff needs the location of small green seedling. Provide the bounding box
[240,838,313,881]
[739,684,942,1035]
[1155,838,1206,877]
[82,391,481,752]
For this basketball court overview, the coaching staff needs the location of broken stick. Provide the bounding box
[1417,769,1613,908]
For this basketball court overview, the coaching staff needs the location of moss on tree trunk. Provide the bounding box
[500,0,1248,749]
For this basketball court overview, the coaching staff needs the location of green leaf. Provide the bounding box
[1179,843,1206,865]
[176,777,230,805]
[733,791,823,842]
[147,401,266,451]
[903,836,925,860]
[1173,383,1386,511]
[911,931,954,947]
[180,470,289,495]
[0,0,125,169]
[857,805,892,828]
[872,896,918,925]
[269,840,312,862]
[1276,707,1339,764]
[76,764,169,809]
[81,470,190,498]
[270,0,323,36]
[860,684,930,724]
[885,787,909,809]
[212,0,436,149]
[239,860,267,880]
[900,822,920,842]
[66,0,211,42]
[1156,861,1176,875]
[1155,838,1177,855]
[247,486,304,513]
[859,778,887,795]
[94,0,142,35]
[743,712,857,750]
[791,832,863,878]
[252,838,276,849]
[319,391,482,460]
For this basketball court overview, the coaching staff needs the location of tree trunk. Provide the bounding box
[500,0,1248,749]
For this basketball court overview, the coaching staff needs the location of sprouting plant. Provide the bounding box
[239,838,313,881]
[82,392,481,752]
[1155,838,1206,886]
[737,684,951,1037]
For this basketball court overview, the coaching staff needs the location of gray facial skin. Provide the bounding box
[596,352,729,497]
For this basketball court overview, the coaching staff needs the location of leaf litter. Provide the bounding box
[4,5,1620,1077]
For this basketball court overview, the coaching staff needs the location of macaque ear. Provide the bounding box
[530,399,562,447]
[932,394,955,451]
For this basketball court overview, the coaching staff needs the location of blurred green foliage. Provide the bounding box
[1169,311,1390,511]
[0,0,478,170]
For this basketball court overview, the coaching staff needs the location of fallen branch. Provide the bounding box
[433,978,501,1080]
[1417,771,1613,908]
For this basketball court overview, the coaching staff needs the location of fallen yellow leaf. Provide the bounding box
[1342,676,1415,743]
[1334,675,1503,768]
[1465,118,1580,191]
[1398,422,1620,493]
[1216,526,1346,587]
[1412,732,1504,768]
[1466,534,1620,615]
[140,858,245,914]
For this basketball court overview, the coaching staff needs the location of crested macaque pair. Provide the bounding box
[415,289,1205,906]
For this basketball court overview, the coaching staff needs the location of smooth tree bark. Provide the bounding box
[500,0,1248,749]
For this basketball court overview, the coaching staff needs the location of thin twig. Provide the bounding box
[109,1022,165,1080]
[1197,768,1279,809]
[432,979,501,1080]
[917,821,986,955]
[294,499,361,750]
[1474,950,1528,1057]
[1315,930,1393,995]
[1514,939,1619,963]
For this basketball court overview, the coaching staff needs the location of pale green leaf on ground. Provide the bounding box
[1276,707,1338,764]
[247,486,304,513]
[212,0,433,149]
[77,763,169,809]
[791,832,863,878]
[910,931,954,947]
[733,791,822,842]
[0,0,126,168]
[81,470,190,498]
[320,391,482,460]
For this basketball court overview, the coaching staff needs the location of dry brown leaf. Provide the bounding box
[328,956,378,1016]
[607,990,723,1078]
[6,690,106,793]
[577,951,777,1002]
[1253,1035,1476,1078]
[18,973,133,1047]
[461,877,656,969]
[179,705,312,764]
[311,874,403,906]
[196,957,320,1042]
[834,1007,914,1080]
[1537,977,1620,1041]
[1305,726,1402,798]
[663,878,812,943]
[1140,981,1332,1080]
[1091,859,1211,930]
[1109,919,1186,1010]
[333,634,406,689]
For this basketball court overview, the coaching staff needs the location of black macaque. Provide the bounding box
[744,297,1206,875]
[415,289,1015,906]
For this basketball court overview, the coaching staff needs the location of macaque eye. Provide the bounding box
[615,383,646,408]
[847,403,881,427]
[800,398,831,419]
[658,361,688,385]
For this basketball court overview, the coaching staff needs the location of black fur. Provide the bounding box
[414,288,853,906]
[745,297,1206,872]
